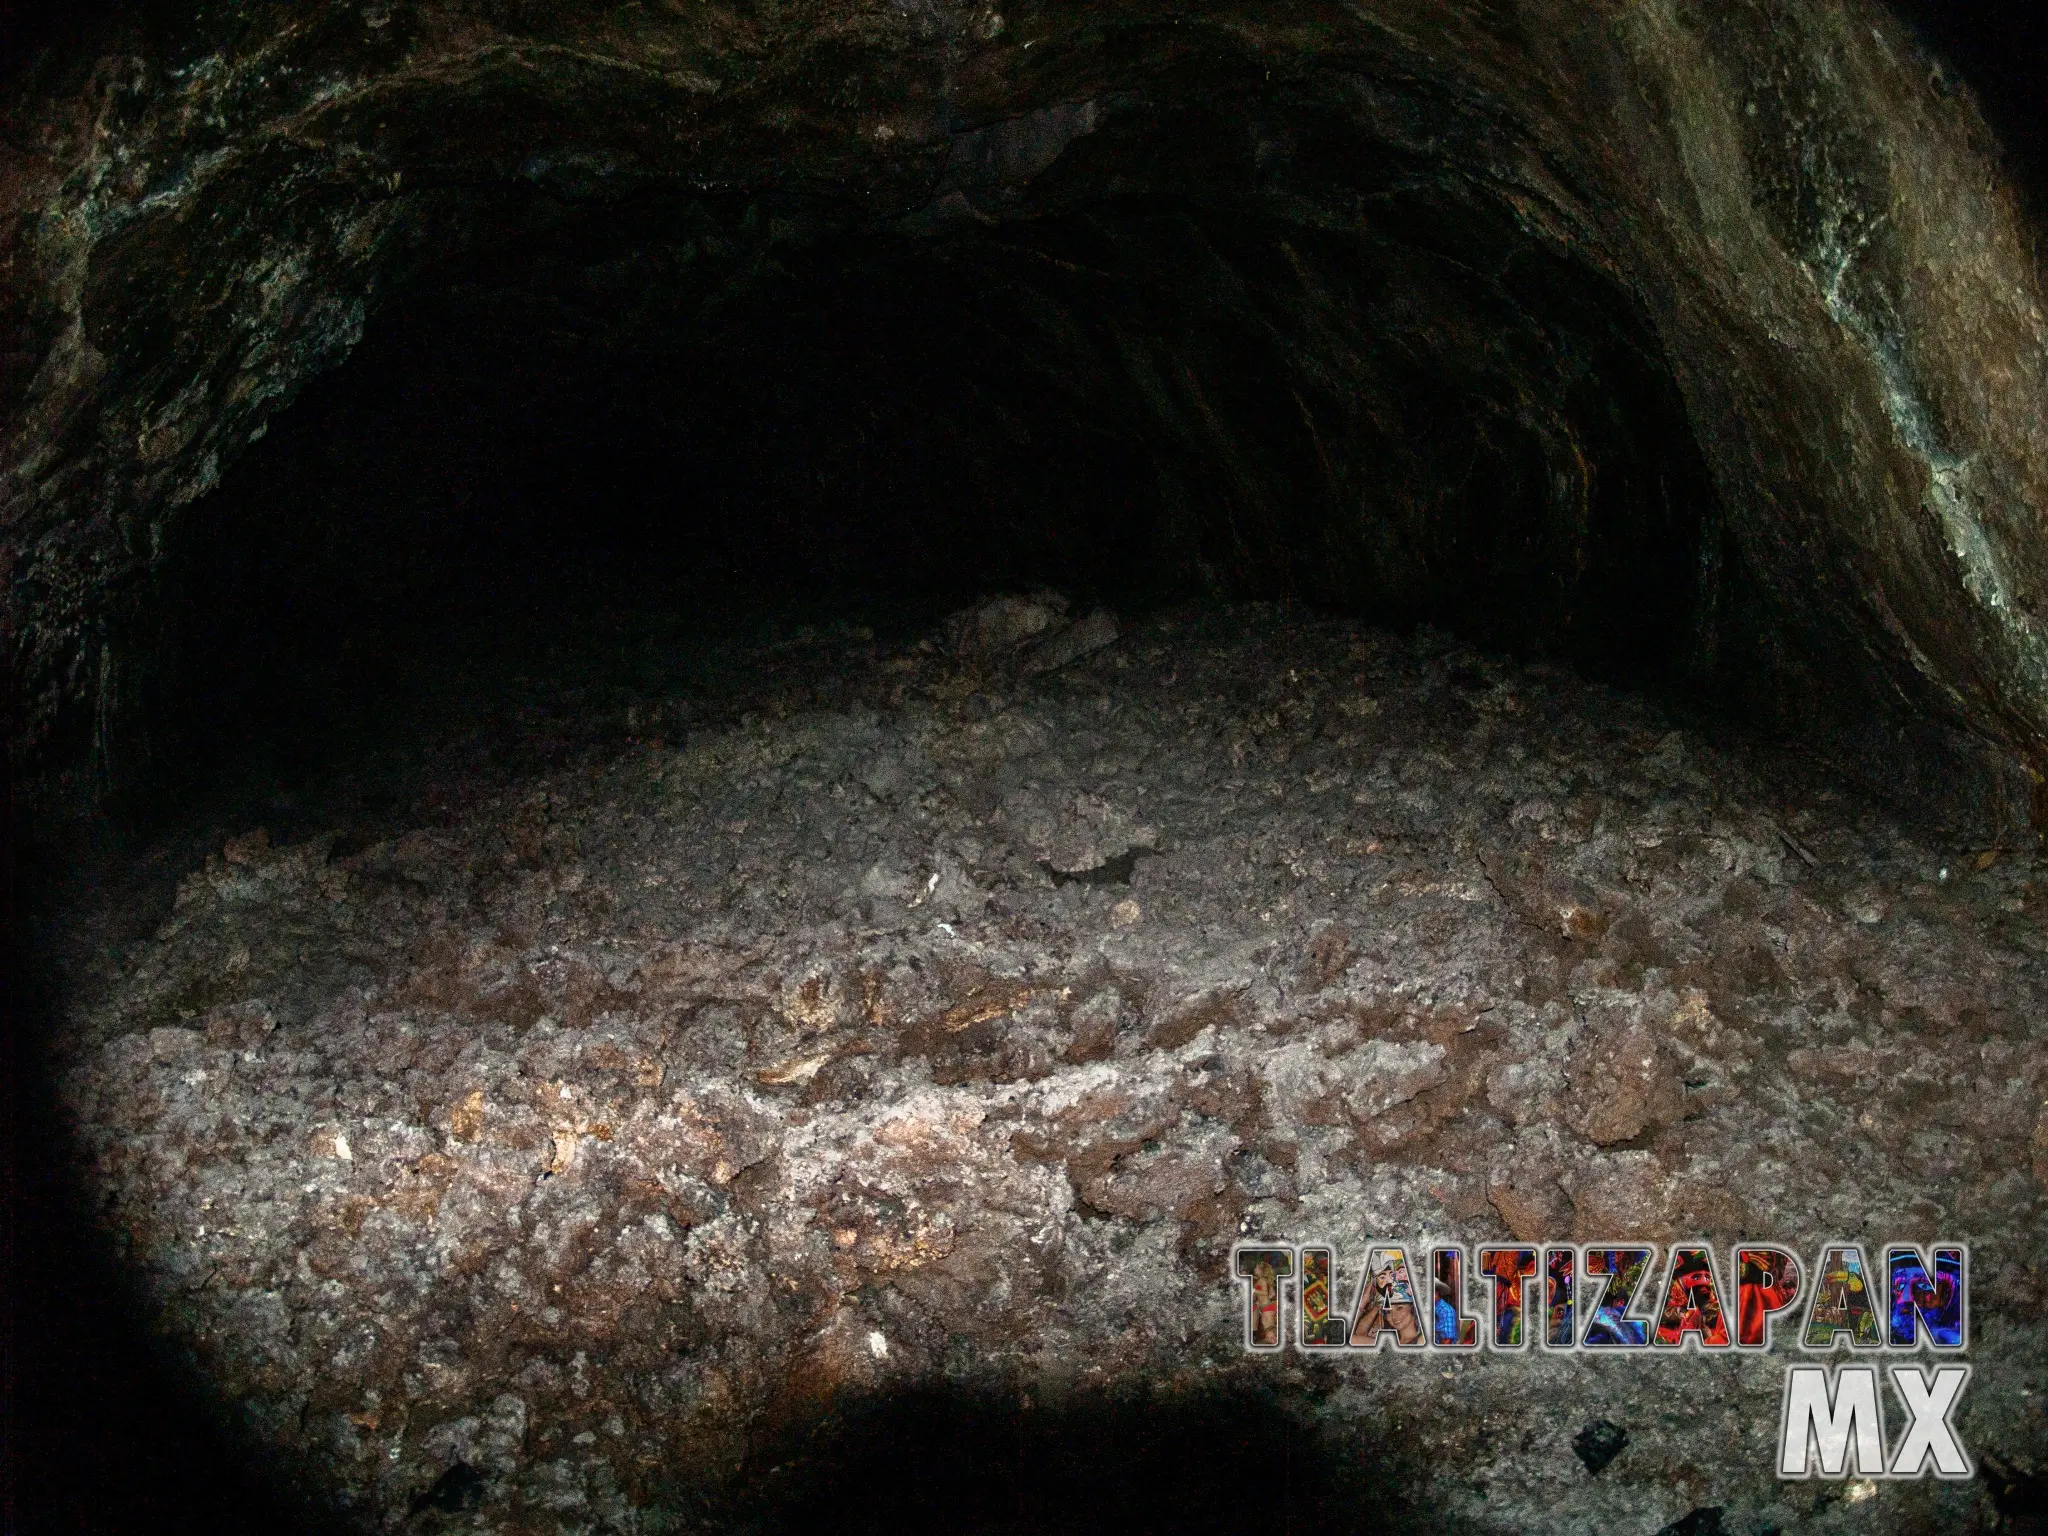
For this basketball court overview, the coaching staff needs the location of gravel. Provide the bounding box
[40,601,2048,1533]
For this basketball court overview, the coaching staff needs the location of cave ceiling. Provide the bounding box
[4,0,2048,824]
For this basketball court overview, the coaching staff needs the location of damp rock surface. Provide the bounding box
[44,603,2048,1533]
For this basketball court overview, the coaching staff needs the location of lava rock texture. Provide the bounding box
[14,0,2048,1531]
[3,0,2048,819]
[47,605,2048,1532]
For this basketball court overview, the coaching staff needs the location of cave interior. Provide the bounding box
[108,105,1730,823]
[12,1,2048,1533]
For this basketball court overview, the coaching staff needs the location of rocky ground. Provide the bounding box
[34,598,2048,1534]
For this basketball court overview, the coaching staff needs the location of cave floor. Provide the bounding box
[38,600,2048,1534]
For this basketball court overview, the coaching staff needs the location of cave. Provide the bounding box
[8,2,2048,1533]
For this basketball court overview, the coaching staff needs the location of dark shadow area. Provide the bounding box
[1890,0,2048,215]
[708,1385,1445,1536]
[104,196,1721,830]
[4,967,349,1536]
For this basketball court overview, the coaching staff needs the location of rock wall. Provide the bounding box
[4,0,2047,819]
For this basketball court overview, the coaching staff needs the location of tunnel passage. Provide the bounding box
[6,0,2048,826]
[144,184,1721,805]
[12,4,2048,1536]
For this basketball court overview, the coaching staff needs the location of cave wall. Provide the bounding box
[4,0,2048,826]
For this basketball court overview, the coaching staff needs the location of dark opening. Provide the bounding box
[125,191,1721,819]
[715,1386,1422,1534]
[10,58,1802,1536]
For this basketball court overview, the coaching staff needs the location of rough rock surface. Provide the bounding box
[46,603,2048,1532]
[7,0,2048,823]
